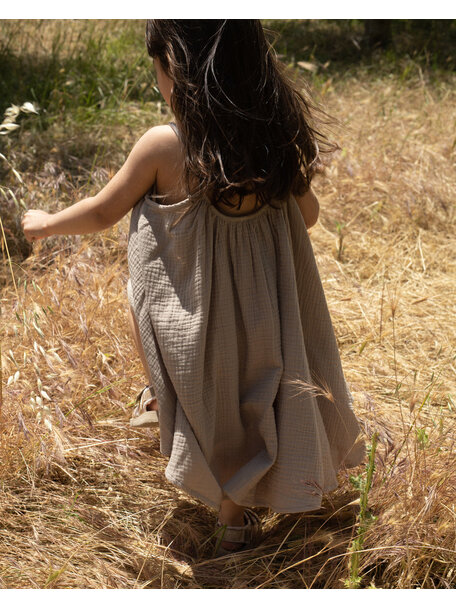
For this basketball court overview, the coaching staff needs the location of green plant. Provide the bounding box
[416,427,429,449]
[345,432,379,588]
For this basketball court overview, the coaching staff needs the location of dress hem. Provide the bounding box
[164,469,340,514]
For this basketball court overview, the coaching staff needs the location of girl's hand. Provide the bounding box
[21,210,52,242]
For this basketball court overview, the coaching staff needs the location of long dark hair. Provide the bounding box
[146,19,336,210]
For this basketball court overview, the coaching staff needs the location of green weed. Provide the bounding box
[345,433,379,589]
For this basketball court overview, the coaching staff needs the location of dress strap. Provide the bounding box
[169,121,180,138]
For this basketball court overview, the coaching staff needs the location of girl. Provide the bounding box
[22,20,364,557]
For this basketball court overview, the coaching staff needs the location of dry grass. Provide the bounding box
[1,47,456,587]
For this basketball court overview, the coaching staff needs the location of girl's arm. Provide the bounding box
[294,187,320,229]
[21,126,171,241]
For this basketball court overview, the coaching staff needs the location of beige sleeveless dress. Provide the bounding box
[127,192,364,513]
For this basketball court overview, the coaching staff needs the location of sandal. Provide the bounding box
[214,508,260,557]
[129,386,159,428]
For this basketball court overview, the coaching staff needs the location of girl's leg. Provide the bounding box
[219,499,245,526]
[127,304,158,411]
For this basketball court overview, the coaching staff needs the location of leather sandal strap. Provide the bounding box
[137,385,155,407]
[130,386,159,427]
[216,509,260,544]
[216,522,248,544]
[244,508,260,526]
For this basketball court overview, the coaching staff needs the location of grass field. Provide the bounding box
[1,20,456,588]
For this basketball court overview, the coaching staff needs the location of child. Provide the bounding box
[22,19,364,557]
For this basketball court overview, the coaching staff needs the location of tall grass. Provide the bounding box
[0,20,160,116]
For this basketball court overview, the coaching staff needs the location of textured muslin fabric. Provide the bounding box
[127,192,364,513]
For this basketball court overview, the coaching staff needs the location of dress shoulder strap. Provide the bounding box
[169,121,180,138]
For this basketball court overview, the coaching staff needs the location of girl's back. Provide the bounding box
[151,123,263,215]
[149,121,320,224]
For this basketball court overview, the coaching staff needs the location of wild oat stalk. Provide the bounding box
[0,215,18,298]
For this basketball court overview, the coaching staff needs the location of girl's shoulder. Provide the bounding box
[140,123,185,203]
[124,123,180,180]
[138,123,181,160]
